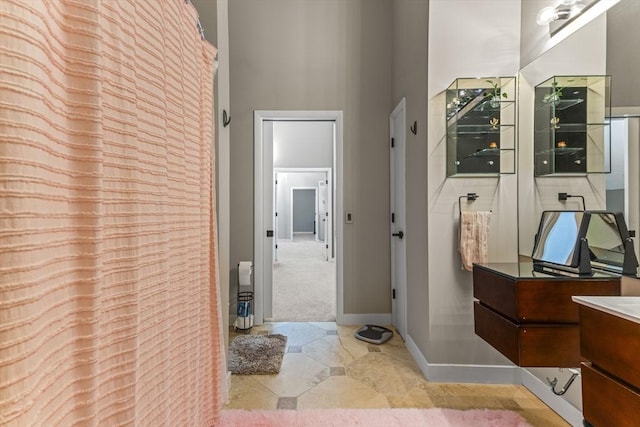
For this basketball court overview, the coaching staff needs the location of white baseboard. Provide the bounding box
[340,313,392,325]
[405,334,521,384]
[521,369,583,427]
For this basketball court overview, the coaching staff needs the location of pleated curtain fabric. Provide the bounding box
[0,1,225,425]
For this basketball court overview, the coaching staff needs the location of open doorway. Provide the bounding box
[606,116,640,257]
[254,111,343,324]
[272,169,335,321]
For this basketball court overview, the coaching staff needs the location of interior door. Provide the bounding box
[274,172,279,262]
[390,98,407,339]
[318,180,325,241]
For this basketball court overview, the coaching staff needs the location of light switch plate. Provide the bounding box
[345,211,353,224]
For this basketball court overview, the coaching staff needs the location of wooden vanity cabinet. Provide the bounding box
[473,263,621,367]
[574,296,640,427]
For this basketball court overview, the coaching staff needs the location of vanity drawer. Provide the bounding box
[582,362,640,427]
[473,266,620,323]
[474,302,581,367]
[579,304,640,390]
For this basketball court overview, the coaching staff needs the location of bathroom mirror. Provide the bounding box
[446,77,516,176]
[531,210,586,269]
[534,75,611,176]
[518,0,640,260]
[530,210,638,276]
[586,211,639,275]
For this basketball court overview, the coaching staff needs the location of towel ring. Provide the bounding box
[458,193,478,217]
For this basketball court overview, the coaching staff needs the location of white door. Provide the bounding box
[260,121,275,321]
[274,172,279,262]
[318,180,326,242]
[390,98,407,339]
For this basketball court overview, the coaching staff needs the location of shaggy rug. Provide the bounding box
[217,408,532,426]
[228,334,287,375]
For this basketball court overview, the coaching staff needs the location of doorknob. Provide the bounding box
[392,230,404,239]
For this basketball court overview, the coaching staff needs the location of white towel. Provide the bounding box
[459,211,491,271]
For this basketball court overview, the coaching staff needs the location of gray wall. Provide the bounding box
[607,0,640,109]
[228,0,393,315]
[190,0,232,348]
[191,0,217,44]
[390,0,430,356]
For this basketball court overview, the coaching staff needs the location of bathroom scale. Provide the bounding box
[354,324,393,344]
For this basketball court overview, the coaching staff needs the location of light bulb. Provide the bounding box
[537,6,557,25]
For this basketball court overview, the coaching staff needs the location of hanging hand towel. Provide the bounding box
[459,211,491,271]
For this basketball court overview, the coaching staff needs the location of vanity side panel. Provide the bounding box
[579,305,640,389]
[582,362,640,427]
[473,267,517,321]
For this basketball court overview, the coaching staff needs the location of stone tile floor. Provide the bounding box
[224,322,570,426]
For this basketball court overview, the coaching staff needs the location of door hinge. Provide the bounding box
[275,244,278,249]
[391,137,395,148]
[275,180,278,185]
[326,179,329,184]
[392,213,395,223]
[392,289,396,299]
[275,212,278,216]
[326,244,329,249]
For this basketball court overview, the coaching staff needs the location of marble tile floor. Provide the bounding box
[224,322,570,426]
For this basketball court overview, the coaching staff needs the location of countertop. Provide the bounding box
[572,296,640,325]
[474,262,620,280]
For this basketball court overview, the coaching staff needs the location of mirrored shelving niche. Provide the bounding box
[446,77,516,177]
[534,75,611,176]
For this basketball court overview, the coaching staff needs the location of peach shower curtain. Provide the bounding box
[0,1,225,426]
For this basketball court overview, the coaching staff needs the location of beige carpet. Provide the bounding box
[270,235,336,321]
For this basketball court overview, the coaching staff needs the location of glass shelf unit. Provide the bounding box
[534,75,611,176]
[446,77,516,177]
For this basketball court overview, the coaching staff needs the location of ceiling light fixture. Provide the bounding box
[536,0,587,25]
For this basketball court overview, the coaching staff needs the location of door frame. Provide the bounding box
[390,98,407,339]
[608,114,640,258]
[274,168,332,247]
[254,110,343,324]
